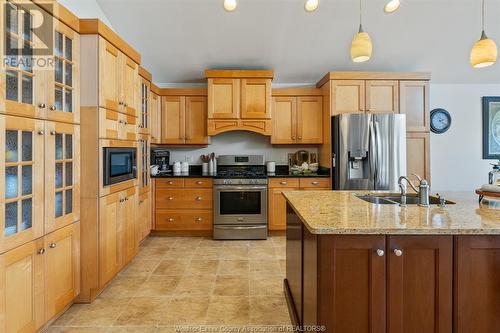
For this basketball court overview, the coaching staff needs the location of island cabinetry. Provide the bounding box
[154,178,213,234]
[454,236,500,333]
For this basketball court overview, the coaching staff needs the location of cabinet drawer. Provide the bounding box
[155,210,212,231]
[299,178,330,189]
[155,178,185,188]
[156,189,212,210]
[185,178,213,188]
[269,178,300,188]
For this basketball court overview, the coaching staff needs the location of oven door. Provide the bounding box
[214,185,267,225]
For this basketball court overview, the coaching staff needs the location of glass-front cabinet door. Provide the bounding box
[0,115,44,253]
[137,134,150,194]
[45,121,80,233]
[47,18,80,124]
[139,78,150,135]
[1,1,46,119]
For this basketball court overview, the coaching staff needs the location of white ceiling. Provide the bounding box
[89,0,500,85]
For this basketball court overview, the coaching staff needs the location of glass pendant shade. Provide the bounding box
[223,0,237,12]
[384,0,401,13]
[304,0,319,12]
[470,31,498,68]
[351,25,373,63]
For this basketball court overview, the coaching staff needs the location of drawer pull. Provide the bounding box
[167,218,174,222]
[280,181,288,185]
[38,103,46,108]
[168,181,174,185]
[196,181,203,185]
[376,249,384,257]
[37,130,45,135]
[50,105,57,111]
[119,101,124,105]
[312,181,320,185]
[49,243,57,249]
[196,218,203,222]
[168,197,174,201]
[50,131,56,135]
[38,248,45,255]
[196,197,202,201]
[292,136,296,140]
[394,249,403,257]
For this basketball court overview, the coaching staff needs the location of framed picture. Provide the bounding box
[483,97,500,159]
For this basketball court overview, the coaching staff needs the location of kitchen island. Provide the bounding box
[283,191,500,333]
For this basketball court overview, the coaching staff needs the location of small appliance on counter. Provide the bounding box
[151,148,171,174]
[489,160,500,186]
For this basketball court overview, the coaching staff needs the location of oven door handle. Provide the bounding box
[214,225,266,230]
[214,186,267,191]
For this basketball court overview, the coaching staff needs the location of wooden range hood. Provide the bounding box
[206,70,274,136]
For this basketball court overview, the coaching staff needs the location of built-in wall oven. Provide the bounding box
[103,147,137,186]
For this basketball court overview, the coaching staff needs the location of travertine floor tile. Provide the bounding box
[114,297,168,326]
[219,247,249,260]
[176,274,216,296]
[135,246,170,260]
[70,298,130,326]
[217,260,249,275]
[206,296,250,325]
[213,276,249,296]
[163,248,195,260]
[120,260,161,277]
[249,274,284,296]
[152,260,190,276]
[100,275,148,298]
[249,296,290,325]
[187,259,219,275]
[159,296,210,325]
[248,247,277,259]
[249,259,282,275]
[135,276,181,297]
[45,327,111,333]
[193,246,224,259]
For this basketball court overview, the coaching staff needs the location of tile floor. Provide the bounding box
[47,236,291,333]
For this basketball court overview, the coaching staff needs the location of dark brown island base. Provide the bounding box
[283,191,500,333]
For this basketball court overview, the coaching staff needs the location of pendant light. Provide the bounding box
[351,0,372,63]
[223,0,237,12]
[304,0,319,12]
[384,0,401,13]
[470,0,497,68]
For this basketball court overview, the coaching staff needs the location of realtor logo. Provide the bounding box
[3,0,54,70]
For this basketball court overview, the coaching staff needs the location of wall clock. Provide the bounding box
[430,108,452,134]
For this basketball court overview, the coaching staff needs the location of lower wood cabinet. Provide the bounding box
[98,187,137,289]
[154,178,213,232]
[0,222,80,333]
[268,178,329,231]
[138,191,152,243]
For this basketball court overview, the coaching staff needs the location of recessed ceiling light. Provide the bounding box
[223,0,237,12]
[384,0,401,13]
[304,0,319,12]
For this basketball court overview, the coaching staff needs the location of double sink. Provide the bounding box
[356,193,455,206]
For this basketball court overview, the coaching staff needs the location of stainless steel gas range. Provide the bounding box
[213,155,268,240]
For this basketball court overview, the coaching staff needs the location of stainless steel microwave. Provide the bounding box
[103,147,137,186]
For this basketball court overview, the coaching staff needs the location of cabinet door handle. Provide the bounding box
[291,136,296,140]
[168,197,174,201]
[196,197,202,201]
[37,248,45,255]
[196,181,203,185]
[168,181,174,185]
[49,106,57,111]
[376,249,384,257]
[118,120,124,124]
[280,181,288,185]
[311,181,319,185]
[298,136,302,140]
[139,200,144,204]
[196,217,202,222]
[393,249,403,257]
[37,130,45,135]
[38,103,46,108]
[49,243,57,249]
[167,218,173,222]
[119,101,124,105]
[124,121,128,125]
[50,131,56,135]
[124,103,128,107]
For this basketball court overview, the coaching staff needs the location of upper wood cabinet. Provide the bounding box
[366,80,399,113]
[206,70,273,135]
[98,37,138,116]
[150,92,162,144]
[406,132,430,182]
[208,78,239,119]
[241,79,272,119]
[139,78,151,135]
[331,80,365,114]
[271,96,322,144]
[45,222,80,321]
[162,95,209,145]
[0,3,80,124]
[400,81,430,132]
[0,115,45,254]
[99,108,137,141]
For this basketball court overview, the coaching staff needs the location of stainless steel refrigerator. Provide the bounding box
[332,114,407,191]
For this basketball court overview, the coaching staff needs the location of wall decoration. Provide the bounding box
[483,96,500,159]
[430,108,452,134]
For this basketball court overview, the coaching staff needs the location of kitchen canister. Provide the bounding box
[202,162,209,175]
[181,161,189,173]
[173,161,181,174]
[266,161,276,173]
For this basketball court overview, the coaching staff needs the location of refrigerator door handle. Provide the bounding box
[369,119,378,188]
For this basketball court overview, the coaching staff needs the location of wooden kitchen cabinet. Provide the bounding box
[400,81,430,132]
[150,91,161,144]
[162,95,209,145]
[241,78,272,119]
[122,188,137,266]
[0,238,45,333]
[454,236,500,333]
[406,132,430,181]
[138,191,151,242]
[366,80,399,113]
[139,77,151,135]
[137,134,150,194]
[207,78,239,119]
[98,37,138,116]
[99,108,137,141]
[272,97,296,144]
[0,115,45,254]
[156,189,212,210]
[331,80,366,114]
[45,121,80,234]
[387,236,452,333]
[45,222,80,321]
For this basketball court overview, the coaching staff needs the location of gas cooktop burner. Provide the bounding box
[215,170,267,179]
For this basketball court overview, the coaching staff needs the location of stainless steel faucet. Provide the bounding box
[398,174,430,207]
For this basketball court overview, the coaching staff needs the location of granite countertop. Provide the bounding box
[151,173,214,178]
[267,173,330,178]
[282,190,500,235]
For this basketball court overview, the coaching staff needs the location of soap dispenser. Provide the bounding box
[488,160,500,185]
